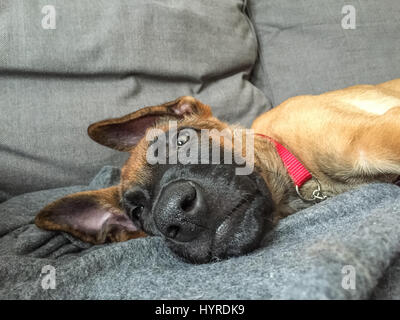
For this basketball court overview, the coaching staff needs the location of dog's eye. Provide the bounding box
[129,205,144,220]
[177,131,190,147]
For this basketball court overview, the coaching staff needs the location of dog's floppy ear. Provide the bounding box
[88,96,212,151]
[35,186,146,244]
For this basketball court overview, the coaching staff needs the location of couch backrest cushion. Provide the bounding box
[248,0,400,106]
[0,0,269,196]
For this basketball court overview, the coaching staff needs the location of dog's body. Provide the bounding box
[252,78,400,217]
[35,79,400,263]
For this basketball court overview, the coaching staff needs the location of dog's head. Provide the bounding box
[35,97,276,263]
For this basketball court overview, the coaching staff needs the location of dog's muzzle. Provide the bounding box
[153,180,208,242]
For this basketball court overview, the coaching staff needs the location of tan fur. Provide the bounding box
[252,79,400,217]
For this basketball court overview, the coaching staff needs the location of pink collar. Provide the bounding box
[255,133,327,202]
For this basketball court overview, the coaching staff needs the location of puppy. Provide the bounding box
[35,79,400,263]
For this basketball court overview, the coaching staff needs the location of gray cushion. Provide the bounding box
[1,166,400,299]
[248,0,400,106]
[0,0,269,196]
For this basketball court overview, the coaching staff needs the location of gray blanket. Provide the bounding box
[1,166,399,299]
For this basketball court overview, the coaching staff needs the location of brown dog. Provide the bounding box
[35,79,400,263]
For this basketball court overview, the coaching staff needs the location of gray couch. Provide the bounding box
[1,0,400,299]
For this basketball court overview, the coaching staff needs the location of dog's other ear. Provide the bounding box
[88,96,212,151]
[35,186,146,244]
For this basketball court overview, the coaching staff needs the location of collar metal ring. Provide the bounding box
[295,177,328,203]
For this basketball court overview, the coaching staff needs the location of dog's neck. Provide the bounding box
[254,137,314,220]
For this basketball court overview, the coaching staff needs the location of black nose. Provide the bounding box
[154,180,207,242]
